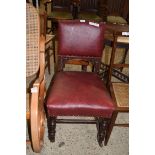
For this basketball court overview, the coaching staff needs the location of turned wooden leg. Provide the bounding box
[96,118,110,147]
[47,116,56,142]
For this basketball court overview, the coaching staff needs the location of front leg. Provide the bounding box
[96,118,109,147]
[47,116,56,142]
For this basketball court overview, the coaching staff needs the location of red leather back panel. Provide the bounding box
[58,20,105,57]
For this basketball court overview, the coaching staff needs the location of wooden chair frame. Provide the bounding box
[40,12,56,74]
[44,0,75,33]
[104,31,129,145]
[74,0,103,22]
[102,0,129,24]
[26,3,46,152]
[26,36,46,153]
[99,23,129,82]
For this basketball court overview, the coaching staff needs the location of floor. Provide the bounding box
[26,2,129,154]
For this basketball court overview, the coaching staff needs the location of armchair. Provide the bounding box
[26,3,46,152]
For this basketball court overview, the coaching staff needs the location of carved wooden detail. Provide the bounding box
[99,63,129,83]
[96,118,110,147]
[57,55,101,73]
[47,116,56,142]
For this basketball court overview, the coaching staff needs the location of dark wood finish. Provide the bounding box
[96,118,110,147]
[47,117,56,142]
[105,23,129,32]
[101,0,129,23]
[104,31,129,145]
[56,119,97,124]
[57,55,101,73]
[107,32,129,86]
[99,23,129,83]
[107,33,117,86]
[74,0,103,22]
[107,0,129,21]
[78,0,99,11]
[44,0,74,33]
[112,68,129,83]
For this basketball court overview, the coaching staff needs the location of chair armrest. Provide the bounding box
[37,35,45,84]
[40,13,47,36]
[40,35,45,53]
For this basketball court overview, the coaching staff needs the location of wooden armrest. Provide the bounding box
[33,77,43,87]
[35,35,45,84]
[40,35,45,52]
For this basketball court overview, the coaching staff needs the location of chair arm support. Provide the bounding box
[31,35,45,90]
[40,13,47,36]
[40,35,45,53]
[39,35,45,83]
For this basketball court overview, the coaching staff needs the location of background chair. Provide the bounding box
[104,31,129,145]
[44,0,75,33]
[45,20,115,147]
[99,23,129,82]
[76,0,102,22]
[40,12,56,74]
[26,3,46,152]
[103,0,129,24]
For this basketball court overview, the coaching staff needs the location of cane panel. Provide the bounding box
[26,3,40,77]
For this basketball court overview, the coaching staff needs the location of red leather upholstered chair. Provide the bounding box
[46,20,115,146]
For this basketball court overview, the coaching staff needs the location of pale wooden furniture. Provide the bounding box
[40,13,56,74]
[26,3,46,152]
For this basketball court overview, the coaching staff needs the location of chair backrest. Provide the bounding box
[26,3,40,77]
[52,0,72,10]
[57,20,105,72]
[98,0,129,22]
[107,31,129,85]
[107,0,129,18]
[79,0,99,12]
[107,0,129,20]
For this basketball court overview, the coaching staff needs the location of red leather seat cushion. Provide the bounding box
[46,71,115,118]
